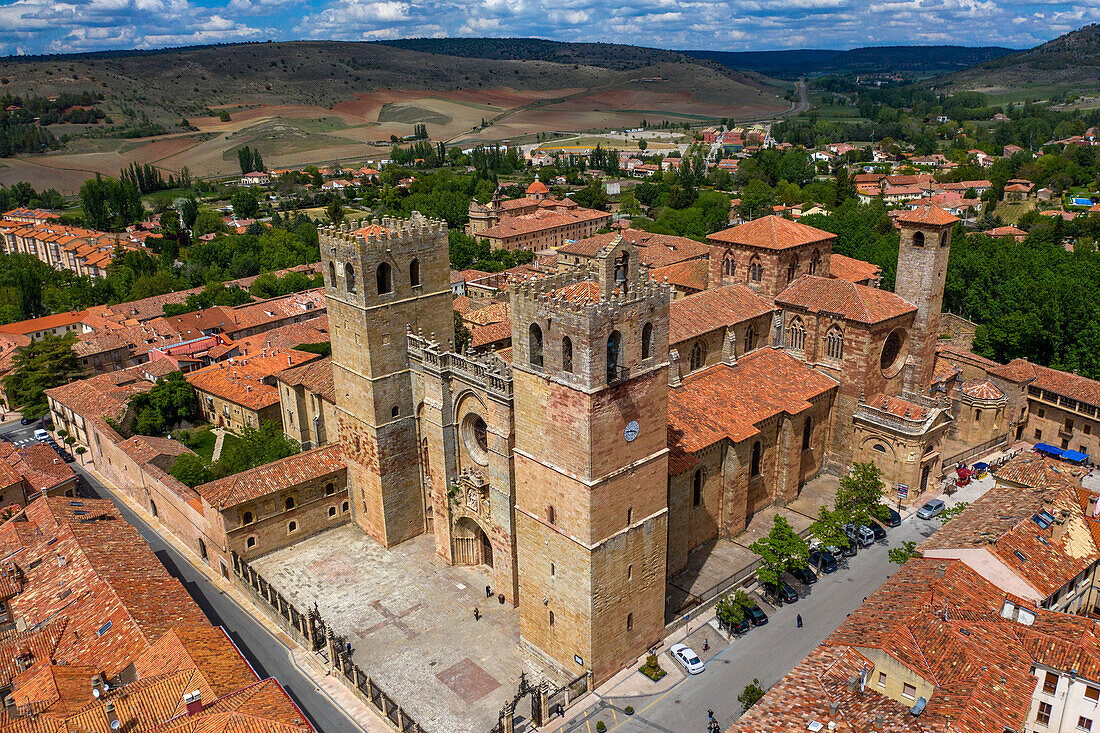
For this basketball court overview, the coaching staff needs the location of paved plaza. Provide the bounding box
[253,525,548,733]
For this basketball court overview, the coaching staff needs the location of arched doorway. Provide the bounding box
[920,464,932,494]
[453,517,493,568]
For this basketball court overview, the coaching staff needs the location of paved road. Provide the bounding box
[562,481,987,733]
[65,462,367,733]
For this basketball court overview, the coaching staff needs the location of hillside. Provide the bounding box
[944,24,1100,92]
[0,40,787,192]
[685,45,1013,78]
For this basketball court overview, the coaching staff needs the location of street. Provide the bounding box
[561,480,987,733]
[36,446,368,733]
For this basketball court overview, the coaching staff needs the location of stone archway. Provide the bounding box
[453,516,493,568]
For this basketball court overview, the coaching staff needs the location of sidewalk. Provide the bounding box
[78,461,394,733]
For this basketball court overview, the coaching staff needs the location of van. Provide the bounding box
[855,525,875,547]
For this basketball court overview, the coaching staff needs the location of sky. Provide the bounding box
[0,0,1095,57]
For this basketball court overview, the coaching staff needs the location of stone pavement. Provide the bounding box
[253,525,550,733]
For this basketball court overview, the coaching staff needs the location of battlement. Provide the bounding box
[319,211,448,252]
[510,264,669,318]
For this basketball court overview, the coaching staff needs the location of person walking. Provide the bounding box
[796,613,803,628]
[486,585,492,598]
[703,639,709,653]
[474,607,481,622]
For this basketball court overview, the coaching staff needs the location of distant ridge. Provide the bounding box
[684,45,1015,77]
[943,24,1100,90]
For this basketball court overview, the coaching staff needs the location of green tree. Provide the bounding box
[169,452,209,487]
[638,139,647,151]
[3,334,84,419]
[715,593,745,627]
[219,110,231,122]
[738,679,766,712]
[835,461,890,526]
[810,506,848,552]
[570,181,609,211]
[208,420,300,480]
[326,197,345,225]
[888,540,919,565]
[177,197,198,230]
[455,311,472,352]
[79,174,143,231]
[739,179,775,220]
[128,371,199,436]
[231,190,259,219]
[940,502,969,523]
[749,515,809,585]
[192,210,225,237]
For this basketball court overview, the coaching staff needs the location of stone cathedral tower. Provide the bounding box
[320,214,454,547]
[510,237,671,685]
[893,206,959,395]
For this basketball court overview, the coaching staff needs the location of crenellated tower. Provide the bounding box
[510,236,671,684]
[320,213,454,547]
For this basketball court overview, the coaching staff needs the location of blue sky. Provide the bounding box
[0,0,1093,57]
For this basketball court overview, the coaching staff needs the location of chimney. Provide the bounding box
[91,675,102,697]
[829,701,841,716]
[105,701,119,730]
[183,690,202,715]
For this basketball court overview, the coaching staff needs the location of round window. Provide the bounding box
[880,329,908,378]
[462,413,490,466]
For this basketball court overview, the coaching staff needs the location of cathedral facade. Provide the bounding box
[317,204,1003,685]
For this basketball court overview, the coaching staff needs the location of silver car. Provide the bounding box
[916,499,946,519]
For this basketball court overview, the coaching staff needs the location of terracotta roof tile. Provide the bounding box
[667,349,837,471]
[275,356,334,402]
[479,207,609,239]
[960,379,1004,400]
[649,260,708,292]
[995,358,1100,408]
[895,205,959,226]
[195,445,344,510]
[559,229,709,268]
[669,285,774,345]
[186,350,319,411]
[828,254,881,284]
[776,275,916,325]
[45,364,163,423]
[707,216,835,251]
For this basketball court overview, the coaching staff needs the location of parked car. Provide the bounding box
[917,499,946,520]
[764,580,798,604]
[842,523,860,545]
[745,604,769,626]
[865,522,887,541]
[809,548,838,573]
[789,564,818,585]
[883,507,902,527]
[728,615,751,634]
[33,429,49,442]
[830,537,856,557]
[670,643,706,674]
[855,524,876,547]
[19,417,31,426]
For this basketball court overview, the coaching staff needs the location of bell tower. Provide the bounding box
[321,214,454,547]
[511,237,670,684]
[894,206,958,395]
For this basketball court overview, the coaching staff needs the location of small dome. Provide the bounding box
[961,379,1005,401]
[526,179,549,195]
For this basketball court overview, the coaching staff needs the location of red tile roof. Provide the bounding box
[478,207,610,239]
[195,445,344,510]
[186,350,319,411]
[707,216,835,251]
[667,349,837,472]
[45,364,163,423]
[558,229,709,268]
[776,275,916,325]
[275,356,335,402]
[0,311,86,336]
[828,254,881,284]
[960,378,1004,400]
[669,284,774,345]
[649,259,708,292]
[862,393,929,420]
[895,205,959,226]
[995,358,1100,407]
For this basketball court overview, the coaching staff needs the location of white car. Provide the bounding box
[670,643,705,675]
[33,429,49,442]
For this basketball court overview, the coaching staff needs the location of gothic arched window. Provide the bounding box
[751,441,762,477]
[606,330,622,382]
[689,340,707,372]
[826,326,844,361]
[787,317,806,351]
[562,336,573,373]
[410,257,420,287]
[723,253,735,278]
[641,322,653,360]
[344,263,356,293]
[376,262,392,294]
[743,325,756,354]
[749,256,763,283]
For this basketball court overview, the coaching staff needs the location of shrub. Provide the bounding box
[640,654,666,681]
[596,723,606,732]
[624,706,634,715]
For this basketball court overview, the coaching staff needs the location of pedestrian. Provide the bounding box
[486,584,492,598]
[703,639,709,653]
[474,607,480,622]
[707,709,715,721]
[796,614,803,628]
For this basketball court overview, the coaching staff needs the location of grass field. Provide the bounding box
[187,428,218,464]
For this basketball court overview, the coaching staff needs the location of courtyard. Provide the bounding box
[252,525,547,733]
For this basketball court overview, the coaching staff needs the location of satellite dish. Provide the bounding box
[110,721,120,731]
[92,689,100,698]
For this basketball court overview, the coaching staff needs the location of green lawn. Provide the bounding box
[187,428,218,464]
[219,432,243,460]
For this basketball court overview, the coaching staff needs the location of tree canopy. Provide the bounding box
[3,334,84,419]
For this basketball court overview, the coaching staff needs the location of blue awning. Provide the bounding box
[1034,443,1063,457]
[1062,450,1088,463]
[973,462,989,470]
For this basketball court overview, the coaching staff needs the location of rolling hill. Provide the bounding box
[943,24,1100,92]
[0,40,789,191]
[684,45,1014,78]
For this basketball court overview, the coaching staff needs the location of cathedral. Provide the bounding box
[317,203,1008,685]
